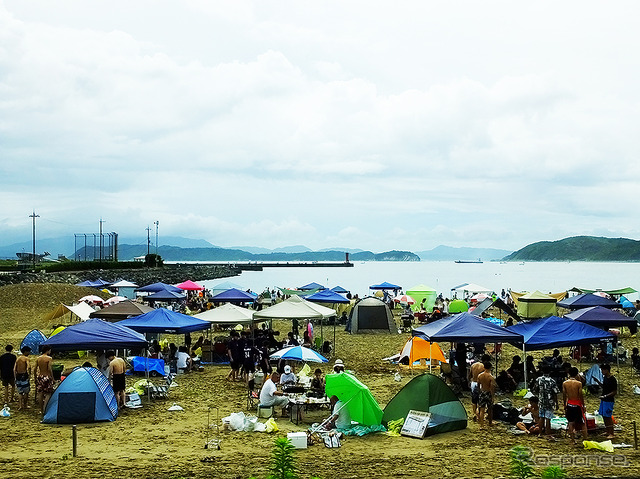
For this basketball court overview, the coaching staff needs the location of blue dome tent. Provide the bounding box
[43,367,118,424]
[20,329,47,354]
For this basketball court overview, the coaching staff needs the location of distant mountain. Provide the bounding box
[503,236,640,261]
[119,236,217,248]
[416,245,513,261]
[318,247,366,254]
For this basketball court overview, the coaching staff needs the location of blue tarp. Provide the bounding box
[211,288,256,302]
[370,282,402,290]
[506,316,614,350]
[118,308,210,334]
[564,306,637,331]
[41,319,148,351]
[131,356,165,376]
[305,289,350,304]
[135,282,183,293]
[20,329,47,354]
[412,312,523,343]
[299,282,326,291]
[557,293,619,310]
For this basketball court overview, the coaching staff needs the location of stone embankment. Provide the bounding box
[0,264,239,288]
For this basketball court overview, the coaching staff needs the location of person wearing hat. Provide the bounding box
[280,365,297,386]
[333,359,345,374]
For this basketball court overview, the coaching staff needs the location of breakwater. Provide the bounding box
[0,264,239,288]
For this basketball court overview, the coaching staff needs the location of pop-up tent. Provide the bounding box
[210,281,244,296]
[348,297,396,334]
[193,303,255,325]
[398,337,446,365]
[211,288,256,303]
[382,373,467,436]
[451,283,493,295]
[142,290,186,302]
[89,300,154,322]
[299,282,326,291]
[41,318,148,351]
[565,306,637,332]
[557,293,620,310]
[135,282,183,293]
[118,308,210,334]
[76,278,111,288]
[325,372,383,426]
[43,367,118,424]
[506,316,615,350]
[513,291,558,319]
[406,285,438,312]
[20,329,47,354]
[305,289,349,304]
[176,280,205,291]
[448,299,469,314]
[413,312,523,343]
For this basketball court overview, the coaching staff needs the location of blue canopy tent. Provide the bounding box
[76,278,112,288]
[41,319,148,351]
[305,289,350,304]
[141,290,187,302]
[299,282,326,291]
[413,312,523,373]
[211,288,256,303]
[369,281,402,291]
[564,306,637,333]
[557,293,620,310]
[135,282,183,293]
[118,308,210,334]
[331,286,349,294]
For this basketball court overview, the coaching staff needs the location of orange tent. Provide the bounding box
[399,336,447,364]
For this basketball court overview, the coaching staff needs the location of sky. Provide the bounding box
[1,1,640,253]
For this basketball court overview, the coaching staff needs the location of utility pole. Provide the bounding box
[99,218,104,263]
[146,226,151,256]
[29,210,39,269]
[154,220,159,255]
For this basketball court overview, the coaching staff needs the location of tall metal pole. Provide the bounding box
[99,218,104,264]
[146,226,151,256]
[154,221,159,254]
[29,210,39,269]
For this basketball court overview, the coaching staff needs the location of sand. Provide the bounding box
[1,284,639,479]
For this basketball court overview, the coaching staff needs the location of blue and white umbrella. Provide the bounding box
[270,345,328,363]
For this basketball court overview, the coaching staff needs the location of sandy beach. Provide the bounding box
[1,283,639,479]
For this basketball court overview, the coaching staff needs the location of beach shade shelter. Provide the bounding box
[325,372,383,426]
[41,319,148,352]
[398,337,447,364]
[20,329,47,354]
[331,286,349,294]
[514,291,558,319]
[211,288,256,303]
[448,299,469,313]
[141,290,187,302]
[176,280,205,291]
[348,297,397,334]
[369,281,402,292]
[135,282,183,294]
[382,373,467,436]
[89,300,154,322]
[564,306,637,332]
[450,283,493,295]
[557,293,620,310]
[44,302,97,322]
[118,308,210,334]
[305,289,350,304]
[406,285,438,312]
[299,282,326,291]
[270,345,328,363]
[193,303,255,325]
[42,367,118,424]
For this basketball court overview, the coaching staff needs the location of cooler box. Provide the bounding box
[287,432,307,449]
[585,414,596,431]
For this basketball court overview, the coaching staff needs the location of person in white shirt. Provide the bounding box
[259,372,290,414]
[327,395,352,430]
[279,365,297,385]
[176,346,192,373]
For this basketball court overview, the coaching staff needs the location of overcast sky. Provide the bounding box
[1,1,639,252]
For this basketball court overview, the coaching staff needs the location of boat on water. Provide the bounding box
[454,259,483,264]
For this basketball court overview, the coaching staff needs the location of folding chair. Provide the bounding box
[152,374,175,399]
[247,378,259,410]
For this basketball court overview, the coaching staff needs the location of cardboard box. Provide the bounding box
[287,432,307,449]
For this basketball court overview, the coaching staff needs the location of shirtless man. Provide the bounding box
[14,346,31,410]
[477,362,496,428]
[107,351,126,408]
[563,367,588,445]
[469,354,491,421]
[34,346,54,414]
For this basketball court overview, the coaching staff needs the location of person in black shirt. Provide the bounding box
[226,331,243,381]
[1,345,17,404]
[595,363,617,439]
[241,339,260,380]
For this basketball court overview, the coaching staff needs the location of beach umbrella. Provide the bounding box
[78,295,104,304]
[176,279,205,291]
[394,294,416,305]
[104,296,127,305]
[325,372,383,426]
[269,345,328,363]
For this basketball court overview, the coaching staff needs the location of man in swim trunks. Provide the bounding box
[469,354,491,421]
[0,344,17,404]
[563,367,588,445]
[594,363,617,439]
[107,350,126,408]
[535,365,559,439]
[477,361,495,428]
[34,345,54,414]
[14,346,31,410]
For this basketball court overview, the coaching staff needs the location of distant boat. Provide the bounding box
[454,259,483,264]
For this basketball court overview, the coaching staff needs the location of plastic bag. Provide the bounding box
[1,405,10,418]
[265,417,279,433]
[243,416,258,432]
[583,440,614,453]
[226,412,246,431]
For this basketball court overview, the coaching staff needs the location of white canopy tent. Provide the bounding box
[450,282,493,295]
[193,303,255,325]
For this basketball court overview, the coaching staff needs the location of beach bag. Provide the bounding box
[323,434,341,448]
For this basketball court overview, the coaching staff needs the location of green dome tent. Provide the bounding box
[382,373,467,436]
[448,299,469,313]
[406,285,438,312]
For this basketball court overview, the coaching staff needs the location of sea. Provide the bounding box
[197,261,640,300]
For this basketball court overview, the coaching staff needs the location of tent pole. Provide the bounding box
[333,319,336,358]
[146,347,151,403]
[429,341,432,374]
[495,343,498,378]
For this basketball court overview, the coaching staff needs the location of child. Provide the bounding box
[310,368,325,397]
[515,396,541,435]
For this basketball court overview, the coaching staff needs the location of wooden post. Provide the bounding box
[633,421,637,450]
[72,425,77,457]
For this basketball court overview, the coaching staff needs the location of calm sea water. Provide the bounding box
[199,261,640,300]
